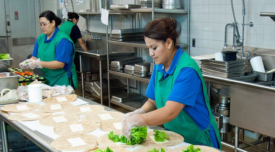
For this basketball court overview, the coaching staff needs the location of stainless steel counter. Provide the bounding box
[0,97,117,152]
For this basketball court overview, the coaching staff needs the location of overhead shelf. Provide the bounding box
[77,8,188,17]
[109,70,150,83]
[260,12,275,22]
[109,40,189,49]
[110,98,147,111]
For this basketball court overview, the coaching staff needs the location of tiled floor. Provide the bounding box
[75,84,273,152]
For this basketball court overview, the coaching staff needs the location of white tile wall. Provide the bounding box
[190,0,275,56]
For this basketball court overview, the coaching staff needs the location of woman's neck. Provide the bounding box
[164,47,177,72]
[46,29,55,40]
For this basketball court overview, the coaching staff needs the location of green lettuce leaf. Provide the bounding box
[153,130,169,142]
[182,145,201,152]
[0,53,10,59]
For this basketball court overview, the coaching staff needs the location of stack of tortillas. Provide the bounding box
[54,121,98,135]
[43,94,77,104]
[65,105,105,115]
[1,103,40,113]
[39,114,79,127]
[9,111,51,121]
[99,119,123,132]
[81,111,124,123]
[39,103,73,113]
[173,145,220,152]
[50,134,98,151]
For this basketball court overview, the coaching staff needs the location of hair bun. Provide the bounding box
[168,17,177,29]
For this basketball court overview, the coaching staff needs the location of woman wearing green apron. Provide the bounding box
[19,10,78,89]
[122,17,221,149]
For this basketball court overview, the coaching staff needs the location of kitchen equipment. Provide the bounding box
[253,71,274,82]
[214,95,232,140]
[0,89,18,104]
[110,57,143,72]
[84,81,93,93]
[93,79,125,95]
[140,0,162,8]
[222,51,237,61]
[0,58,13,72]
[111,93,144,103]
[267,69,275,73]
[229,74,257,82]
[90,0,109,12]
[0,72,19,92]
[27,84,42,103]
[162,0,183,9]
[134,63,151,77]
[110,4,141,10]
[250,56,265,73]
[148,63,154,76]
[111,29,144,34]
[111,29,144,42]
[215,52,224,61]
[124,65,135,75]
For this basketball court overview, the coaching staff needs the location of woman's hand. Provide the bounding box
[28,59,42,69]
[19,59,32,69]
[121,114,146,139]
[122,108,145,123]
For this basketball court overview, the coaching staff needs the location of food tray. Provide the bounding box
[111,93,144,103]
[110,4,141,10]
[134,63,151,72]
[110,57,143,71]
[134,70,148,77]
[201,65,245,73]
[229,74,257,82]
[202,68,244,78]
[93,79,125,94]
[201,59,245,67]
[111,29,144,34]
[253,71,274,82]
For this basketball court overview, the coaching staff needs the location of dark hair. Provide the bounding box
[56,17,62,26]
[68,12,79,20]
[39,10,60,27]
[144,17,181,46]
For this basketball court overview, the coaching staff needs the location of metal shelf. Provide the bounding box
[77,12,101,16]
[110,98,147,111]
[110,8,188,14]
[109,40,189,49]
[109,70,150,83]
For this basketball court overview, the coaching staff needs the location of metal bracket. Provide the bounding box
[243,22,253,27]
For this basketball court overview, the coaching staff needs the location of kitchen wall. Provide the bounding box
[190,0,275,56]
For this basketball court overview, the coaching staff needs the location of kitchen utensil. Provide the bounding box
[250,56,265,73]
[253,71,274,82]
[110,4,141,10]
[134,63,151,77]
[0,58,13,72]
[111,29,144,34]
[111,93,144,103]
[222,51,237,61]
[28,84,42,103]
[93,79,124,95]
[0,72,19,92]
[215,52,224,61]
[229,74,257,82]
[124,65,135,75]
[110,57,143,72]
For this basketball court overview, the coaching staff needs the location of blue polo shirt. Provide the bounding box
[32,28,73,77]
[146,46,218,148]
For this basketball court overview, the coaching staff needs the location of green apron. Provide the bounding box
[36,30,78,89]
[154,51,222,149]
[59,21,75,37]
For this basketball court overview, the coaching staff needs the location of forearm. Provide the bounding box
[40,61,65,69]
[78,38,88,52]
[141,100,157,113]
[140,101,184,126]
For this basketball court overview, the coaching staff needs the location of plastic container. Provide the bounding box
[250,56,265,73]
[27,84,42,103]
[222,51,237,61]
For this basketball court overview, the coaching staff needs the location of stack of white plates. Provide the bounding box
[162,0,184,9]
[140,0,162,8]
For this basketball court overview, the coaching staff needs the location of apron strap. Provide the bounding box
[202,123,213,147]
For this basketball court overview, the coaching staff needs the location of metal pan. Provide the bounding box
[111,29,144,34]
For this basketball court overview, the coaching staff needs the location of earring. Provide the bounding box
[168,47,170,49]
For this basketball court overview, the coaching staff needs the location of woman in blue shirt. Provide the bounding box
[122,17,221,149]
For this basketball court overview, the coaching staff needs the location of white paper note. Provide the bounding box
[113,122,122,130]
[98,113,113,120]
[22,113,39,119]
[149,136,169,144]
[56,97,68,102]
[52,116,68,123]
[69,124,84,132]
[80,107,92,112]
[67,137,86,147]
[101,9,109,25]
[50,104,62,110]
[16,105,28,111]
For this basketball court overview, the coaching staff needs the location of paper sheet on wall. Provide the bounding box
[101,9,109,25]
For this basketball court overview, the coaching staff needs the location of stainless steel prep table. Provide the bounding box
[0,96,119,152]
[75,50,134,104]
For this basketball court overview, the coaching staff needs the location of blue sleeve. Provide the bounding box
[32,40,39,58]
[146,65,157,100]
[55,38,73,64]
[167,68,201,107]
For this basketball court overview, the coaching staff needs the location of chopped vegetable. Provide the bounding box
[0,53,10,59]
[148,148,166,152]
[108,126,148,145]
[153,130,169,142]
[94,147,113,152]
[182,145,201,152]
